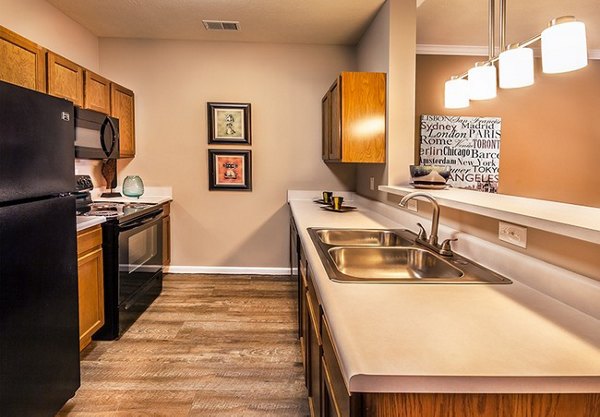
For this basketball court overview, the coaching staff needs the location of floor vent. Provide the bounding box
[202,20,241,31]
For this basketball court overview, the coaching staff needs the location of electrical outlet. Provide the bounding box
[498,221,527,248]
[369,177,375,191]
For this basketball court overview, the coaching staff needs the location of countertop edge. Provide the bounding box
[76,216,106,232]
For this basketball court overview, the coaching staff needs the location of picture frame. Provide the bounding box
[207,102,252,144]
[208,149,252,191]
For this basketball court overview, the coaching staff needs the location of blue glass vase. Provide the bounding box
[122,175,144,198]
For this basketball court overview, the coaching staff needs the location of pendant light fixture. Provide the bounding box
[541,16,588,74]
[443,0,588,109]
[468,62,497,100]
[499,45,534,88]
[444,77,469,108]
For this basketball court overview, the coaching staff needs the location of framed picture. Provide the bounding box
[208,149,252,191]
[207,102,252,144]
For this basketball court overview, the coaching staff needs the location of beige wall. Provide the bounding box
[0,0,99,71]
[99,38,356,268]
[355,0,417,200]
[415,54,600,208]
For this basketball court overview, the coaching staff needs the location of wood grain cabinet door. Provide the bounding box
[340,72,385,163]
[47,51,84,107]
[77,226,104,351]
[162,215,171,266]
[0,26,46,92]
[111,83,136,158]
[84,70,111,114]
[329,80,342,161]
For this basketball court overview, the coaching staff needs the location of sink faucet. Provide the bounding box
[399,192,456,256]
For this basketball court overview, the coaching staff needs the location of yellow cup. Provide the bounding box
[332,196,344,210]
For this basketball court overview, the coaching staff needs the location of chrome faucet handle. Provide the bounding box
[440,238,458,256]
[416,223,428,241]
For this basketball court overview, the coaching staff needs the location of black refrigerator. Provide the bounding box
[0,81,80,416]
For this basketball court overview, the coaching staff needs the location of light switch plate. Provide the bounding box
[406,200,418,212]
[369,177,375,191]
[498,221,527,248]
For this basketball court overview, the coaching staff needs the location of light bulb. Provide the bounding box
[468,63,497,100]
[541,17,587,74]
[444,78,469,108]
[499,47,534,89]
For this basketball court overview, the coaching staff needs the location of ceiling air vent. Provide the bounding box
[202,20,241,31]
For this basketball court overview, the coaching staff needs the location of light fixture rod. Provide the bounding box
[499,0,506,51]
[518,33,542,49]
[488,0,496,59]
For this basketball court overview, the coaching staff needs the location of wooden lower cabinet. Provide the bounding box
[162,203,171,266]
[77,226,105,351]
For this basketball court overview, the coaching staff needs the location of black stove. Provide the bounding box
[74,175,164,340]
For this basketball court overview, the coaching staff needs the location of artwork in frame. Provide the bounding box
[207,102,252,144]
[208,149,252,191]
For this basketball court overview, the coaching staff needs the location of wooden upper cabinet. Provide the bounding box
[84,70,111,114]
[47,51,84,107]
[322,72,386,163]
[111,83,135,158]
[0,26,46,92]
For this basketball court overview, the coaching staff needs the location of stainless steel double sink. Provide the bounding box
[308,228,512,284]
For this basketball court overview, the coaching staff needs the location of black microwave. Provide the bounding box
[74,108,120,159]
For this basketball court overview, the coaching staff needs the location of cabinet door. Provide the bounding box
[0,26,46,92]
[339,72,386,163]
[84,70,111,113]
[162,215,171,265]
[47,51,84,107]
[301,261,309,388]
[322,357,342,417]
[111,82,136,158]
[329,79,341,161]
[77,226,105,351]
[307,296,321,417]
[78,247,105,351]
[321,91,331,161]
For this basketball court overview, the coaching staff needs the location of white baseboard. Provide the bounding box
[165,265,296,276]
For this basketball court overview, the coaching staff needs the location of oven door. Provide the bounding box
[118,210,163,307]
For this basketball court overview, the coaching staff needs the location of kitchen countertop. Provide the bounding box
[289,195,600,393]
[76,216,106,232]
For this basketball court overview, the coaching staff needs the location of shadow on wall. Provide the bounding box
[221,203,292,268]
[320,163,357,191]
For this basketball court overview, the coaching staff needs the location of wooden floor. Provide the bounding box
[58,274,309,417]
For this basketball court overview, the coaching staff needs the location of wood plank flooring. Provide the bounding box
[57,274,309,417]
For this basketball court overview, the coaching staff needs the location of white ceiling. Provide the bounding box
[47,0,598,49]
[46,0,387,45]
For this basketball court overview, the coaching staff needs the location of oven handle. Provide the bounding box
[119,209,163,232]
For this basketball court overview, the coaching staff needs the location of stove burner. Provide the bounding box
[79,201,160,222]
[84,210,119,217]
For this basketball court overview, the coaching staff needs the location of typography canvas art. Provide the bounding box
[419,115,501,193]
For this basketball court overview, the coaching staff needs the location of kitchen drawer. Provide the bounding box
[77,225,102,255]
